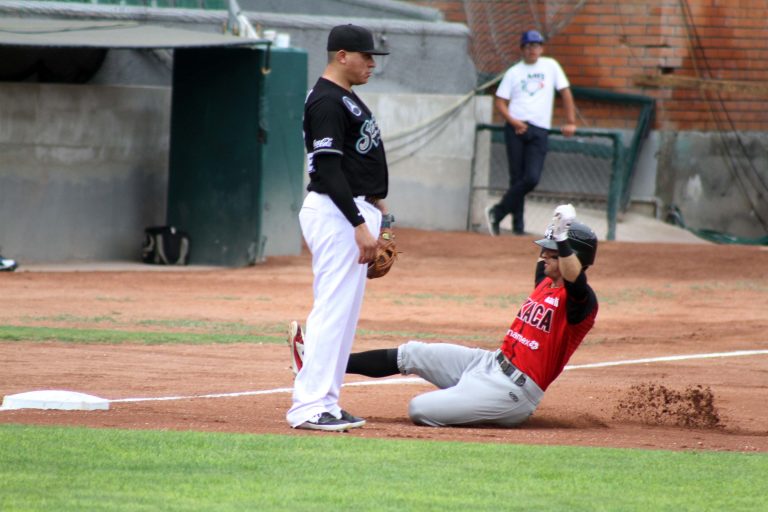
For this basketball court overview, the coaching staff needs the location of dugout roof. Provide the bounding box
[0,17,266,49]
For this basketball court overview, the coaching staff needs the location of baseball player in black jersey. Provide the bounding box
[286,24,393,431]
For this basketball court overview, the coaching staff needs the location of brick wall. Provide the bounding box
[414,0,768,131]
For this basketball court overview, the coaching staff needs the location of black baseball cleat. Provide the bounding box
[294,412,354,432]
[340,409,366,428]
[484,206,500,237]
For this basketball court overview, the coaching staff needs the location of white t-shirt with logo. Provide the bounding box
[495,57,570,130]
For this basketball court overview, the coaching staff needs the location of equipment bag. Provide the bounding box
[142,226,190,265]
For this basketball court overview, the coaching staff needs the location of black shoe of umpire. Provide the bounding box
[485,206,500,237]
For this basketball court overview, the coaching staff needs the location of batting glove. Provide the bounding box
[547,204,576,242]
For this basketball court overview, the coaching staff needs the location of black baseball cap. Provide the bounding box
[327,24,389,55]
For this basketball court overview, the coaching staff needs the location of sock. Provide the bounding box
[346,348,399,377]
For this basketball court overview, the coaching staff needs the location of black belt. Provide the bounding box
[496,351,527,387]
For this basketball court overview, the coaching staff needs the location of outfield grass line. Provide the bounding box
[105,349,768,405]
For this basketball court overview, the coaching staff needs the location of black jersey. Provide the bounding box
[303,78,388,199]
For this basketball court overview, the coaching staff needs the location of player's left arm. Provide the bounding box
[564,270,596,324]
[558,87,577,137]
[558,246,582,283]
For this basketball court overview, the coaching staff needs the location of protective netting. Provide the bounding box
[487,128,615,204]
[417,0,587,81]
[418,1,635,209]
[424,1,659,237]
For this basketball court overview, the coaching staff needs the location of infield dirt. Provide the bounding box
[1,228,767,452]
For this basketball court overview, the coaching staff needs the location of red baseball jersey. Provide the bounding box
[501,277,597,390]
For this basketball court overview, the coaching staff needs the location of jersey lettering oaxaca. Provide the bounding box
[501,277,597,390]
[303,78,388,197]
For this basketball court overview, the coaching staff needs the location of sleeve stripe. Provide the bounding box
[312,148,344,156]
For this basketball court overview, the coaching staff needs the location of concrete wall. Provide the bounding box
[40,7,477,95]
[656,131,768,238]
[0,83,491,263]
[290,20,475,94]
[96,17,476,95]
[2,79,764,266]
[0,82,170,262]
[237,0,442,21]
[359,92,493,231]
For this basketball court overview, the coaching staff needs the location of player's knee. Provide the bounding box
[523,178,540,191]
[408,396,445,427]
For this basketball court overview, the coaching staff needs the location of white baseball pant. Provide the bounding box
[286,192,381,427]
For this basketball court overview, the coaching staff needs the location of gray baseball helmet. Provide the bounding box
[534,221,598,269]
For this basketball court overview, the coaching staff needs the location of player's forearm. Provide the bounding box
[312,154,364,227]
[494,96,515,125]
[557,241,582,283]
[560,88,576,125]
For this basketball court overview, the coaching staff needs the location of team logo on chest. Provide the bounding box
[516,298,554,332]
[342,96,362,116]
[356,118,382,154]
[521,72,545,96]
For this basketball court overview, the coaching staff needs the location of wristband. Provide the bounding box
[557,240,574,258]
[381,213,395,229]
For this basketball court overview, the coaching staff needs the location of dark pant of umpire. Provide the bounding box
[495,122,549,234]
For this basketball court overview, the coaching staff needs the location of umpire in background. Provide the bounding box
[286,24,394,431]
[486,29,577,236]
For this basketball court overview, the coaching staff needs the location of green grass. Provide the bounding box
[23,315,281,333]
[0,325,492,345]
[0,424,764,511]
[0,325,282,345]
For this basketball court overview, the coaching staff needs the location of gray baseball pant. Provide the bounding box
[397,341,544,427]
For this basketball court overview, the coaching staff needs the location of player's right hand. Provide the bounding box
[512,119,528,135]
[355,223,379,264]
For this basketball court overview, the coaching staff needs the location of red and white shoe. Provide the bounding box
[287,321,305,375]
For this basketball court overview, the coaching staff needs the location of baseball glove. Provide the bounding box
[367,236,398,279]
